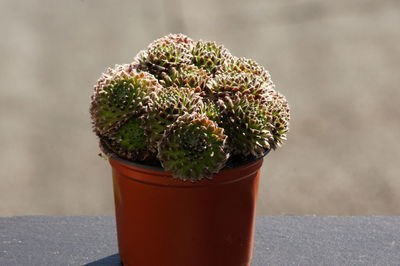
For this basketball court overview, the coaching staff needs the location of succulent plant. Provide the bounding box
[142,87,203,152]
[157,113,228,181]
[90,34,290,181]
[150,33,195,50]
[265,91,290,149]
[90,65,160,136]
[226,57,273,85]
[218,95,274,156]
[191,41,233,75]
[137,40,192,80]
[199,100,221,124]
[159,65,209,91]
[206,72,268,103]
[101,116,150,161]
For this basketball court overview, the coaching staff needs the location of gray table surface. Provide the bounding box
[1,216,400,265]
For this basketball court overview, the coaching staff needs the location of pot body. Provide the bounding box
[109,156,263,266]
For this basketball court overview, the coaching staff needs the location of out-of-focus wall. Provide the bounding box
[1,0,399,216]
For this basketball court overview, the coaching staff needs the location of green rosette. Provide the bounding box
[157,113,229,181]
[90,65,160,136]
[191,40,233,75]
[142,87,203,152]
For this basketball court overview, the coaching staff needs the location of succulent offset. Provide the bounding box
[90,33,290,181]
[90,64,161,136]
[142,86,203,152]
[157,113,228,181]
[191,41,233,75]
[101,116,150,161]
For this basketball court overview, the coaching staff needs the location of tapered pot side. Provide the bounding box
[109,154,264,266]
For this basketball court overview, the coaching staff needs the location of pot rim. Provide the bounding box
[100,142,270,173]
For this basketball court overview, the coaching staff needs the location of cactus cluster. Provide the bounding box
[90,34,290,181]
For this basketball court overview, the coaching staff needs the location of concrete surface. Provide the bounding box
[0,0,400,215]
[1,216,400,265]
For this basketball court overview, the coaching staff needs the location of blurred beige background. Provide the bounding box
[1,0,400,216]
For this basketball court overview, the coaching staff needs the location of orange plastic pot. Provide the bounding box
[109,153,265,266]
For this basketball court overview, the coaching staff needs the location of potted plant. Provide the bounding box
[90,34,290,266]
